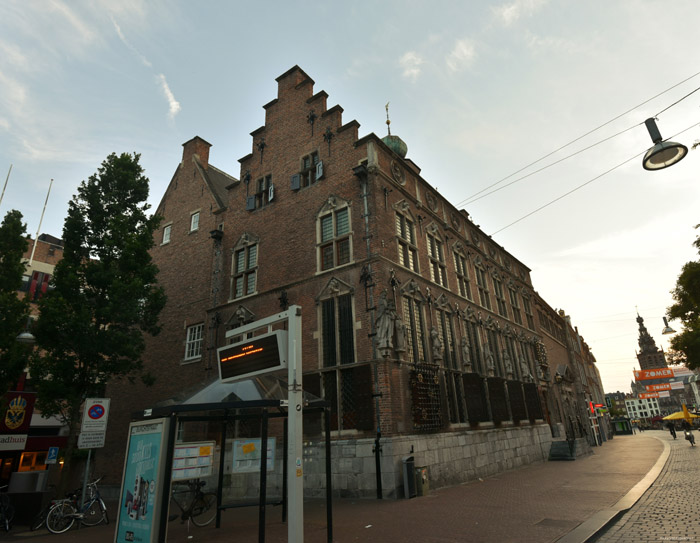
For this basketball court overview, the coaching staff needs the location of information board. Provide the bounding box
[218,329,287,382]
[172,441,214,481]
[232,438,276,473]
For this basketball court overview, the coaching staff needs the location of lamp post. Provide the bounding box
[642,118,688,171]
[661,317,676,335]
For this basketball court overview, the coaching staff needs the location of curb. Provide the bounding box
[555,435,670,543]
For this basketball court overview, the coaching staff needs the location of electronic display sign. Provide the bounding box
[218,329,288,383]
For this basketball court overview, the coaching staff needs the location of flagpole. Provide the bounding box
[29,178,53,266]
[0,164,12,209]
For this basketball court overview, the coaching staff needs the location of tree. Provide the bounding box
[667,226,700,370]
[29,153,166,483]
[0,210,31,394]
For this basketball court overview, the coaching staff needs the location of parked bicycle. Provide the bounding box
[46,477,108,534]
[0,486,15,532]
[169,479,217,527]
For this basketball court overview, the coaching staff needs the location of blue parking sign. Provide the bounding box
[46,446,59,464]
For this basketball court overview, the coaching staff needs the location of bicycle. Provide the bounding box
[0,486,15,532]
[46,477,109,534]
[168,479,217,527]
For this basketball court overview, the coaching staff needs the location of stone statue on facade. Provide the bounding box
[460,336,472,372]
[483,344,495,376]
[503,349,513,379]
[430,327,443,362]
[519,355,533,383]
[375,290,396,357]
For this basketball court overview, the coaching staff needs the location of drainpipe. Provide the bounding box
[353,163,383,499]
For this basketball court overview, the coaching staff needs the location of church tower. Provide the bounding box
[635,313,668,370]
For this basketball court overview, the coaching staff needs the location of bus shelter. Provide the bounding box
[115,375,332,543]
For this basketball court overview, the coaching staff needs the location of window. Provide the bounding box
[190,212,200,232]
[321,293,355,367]
[299,151,321,188]
[162,224,172,244]
[396,213,418,272]
[493,276,508,317]
[454,252,471,300]
[248,175,273,210]
[232,243,258,299]
[475,263,491,310]
[402,296,426,364]
[319,207,351,271]
[28,271,51,301]
[509,285,522,325]
[427,233,447,287]
[184,323,204,361]
[523,295,535,330]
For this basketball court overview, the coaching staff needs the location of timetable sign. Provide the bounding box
[218,330,288,383]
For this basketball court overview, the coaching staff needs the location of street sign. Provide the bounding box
[81,398,110,433]
[45,446,59,464]
[78,432,105,449]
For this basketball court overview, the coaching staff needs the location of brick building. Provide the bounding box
[102,66,603,498]
[0,234,67,488]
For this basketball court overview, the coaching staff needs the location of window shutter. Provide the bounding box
[268,183,275,202]
[246,196,255,211]
[291,173,300,191]
[315,161,324,180]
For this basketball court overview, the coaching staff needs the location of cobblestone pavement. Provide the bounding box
[592,431,700,543]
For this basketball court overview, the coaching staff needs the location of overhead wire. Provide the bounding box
[490,120,700,235]
[456,70,700,208]
[463,122,641,205]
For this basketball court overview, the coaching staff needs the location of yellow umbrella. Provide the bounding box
[662,410,699,420]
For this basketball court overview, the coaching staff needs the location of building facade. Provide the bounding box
[101,66,605,498]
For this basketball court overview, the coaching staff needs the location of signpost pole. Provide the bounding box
[287,306,303,543]
[80,448,92,516]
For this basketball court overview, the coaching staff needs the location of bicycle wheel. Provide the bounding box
[190,493,217,527]
[30,507,48,531]
[80,499,106,526]
[46,502,76,534]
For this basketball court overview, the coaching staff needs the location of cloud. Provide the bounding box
[399,52,424,82]
[157,74,181,119]
[48,0,97,44]
[111,16,152,68]
[446,39,477,72]
[493,0,548,26]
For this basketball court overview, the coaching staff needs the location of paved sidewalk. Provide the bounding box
[6,432,668,542]
[592,431,700,543]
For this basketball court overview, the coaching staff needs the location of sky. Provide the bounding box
[1,0,699,394]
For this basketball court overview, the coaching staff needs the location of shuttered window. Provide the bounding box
[319,207,351,271]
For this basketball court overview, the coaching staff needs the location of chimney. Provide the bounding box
[182,136,212,170]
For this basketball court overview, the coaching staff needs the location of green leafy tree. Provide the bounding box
[29,153,166,482]
[0,210,31,394]
[667,226,700,370]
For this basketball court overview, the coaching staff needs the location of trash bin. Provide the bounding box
[415,466,429,496]
[402,456,416,498]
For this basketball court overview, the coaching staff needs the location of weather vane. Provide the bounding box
[385,102,391,136]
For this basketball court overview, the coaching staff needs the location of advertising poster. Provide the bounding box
[115,419,168,543]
